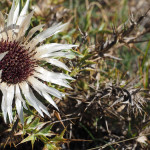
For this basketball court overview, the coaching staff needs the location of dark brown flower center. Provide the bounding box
[0,40,36,84]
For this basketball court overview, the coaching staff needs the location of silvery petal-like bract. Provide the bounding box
[0,0,77,124]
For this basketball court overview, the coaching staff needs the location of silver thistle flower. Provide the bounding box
[0,0,77,124]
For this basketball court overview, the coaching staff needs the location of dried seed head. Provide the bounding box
[0,40,36,84]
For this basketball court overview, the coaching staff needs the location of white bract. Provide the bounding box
[0,0,77,124]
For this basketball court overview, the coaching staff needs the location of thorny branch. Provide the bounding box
[95,8,150,57]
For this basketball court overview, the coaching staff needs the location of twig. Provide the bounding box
[88,132,150,150]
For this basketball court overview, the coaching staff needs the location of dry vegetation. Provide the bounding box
[0,0,150,149]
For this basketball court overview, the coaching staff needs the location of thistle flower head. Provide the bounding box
[0,0,77,124]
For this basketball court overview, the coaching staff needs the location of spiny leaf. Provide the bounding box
[51,129,67,143]
[26,115,34,125]
[20,134,35,144]
[28,118,40,129]
[38,124,53,135]
[44,143,60,150]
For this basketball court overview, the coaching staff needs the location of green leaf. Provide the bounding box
[70,67,80,76]
[20,134,36,149]
[81,54,93,63]
[39,125,53,135]
[85,60,96,65]
[20,134,35,144]
[70,49,83,58]
[37,135,50,143]
[29,118,40,129]
[26,115,34,125]
[51,129,66,143]
[44,143,60,150]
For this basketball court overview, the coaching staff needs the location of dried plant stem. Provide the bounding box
[88,132,150,150]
